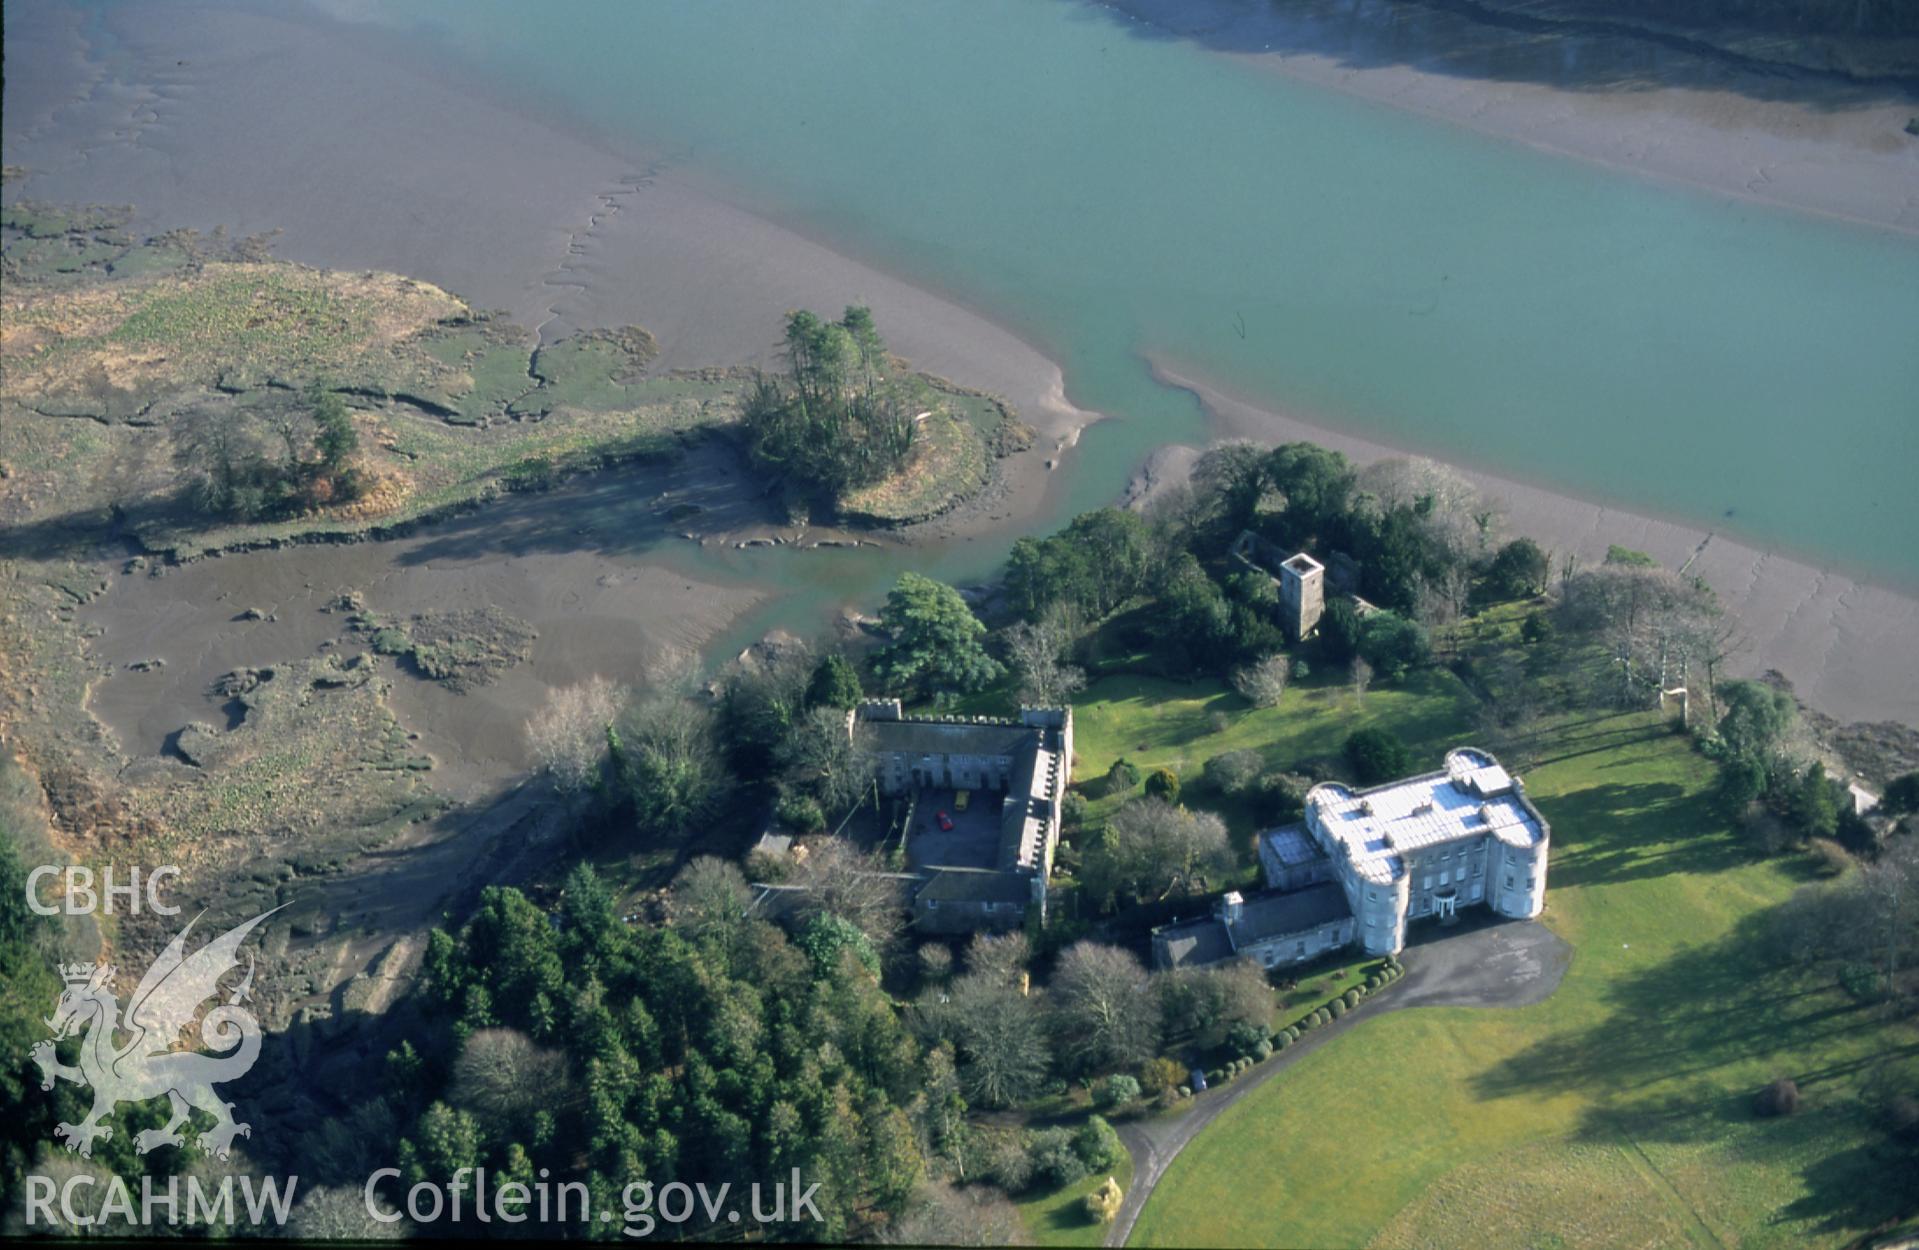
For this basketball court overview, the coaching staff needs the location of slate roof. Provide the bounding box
[866,719,1038,760]
[914,867,1033,906]
[1155,882,1354,970]
[999,732,1064,872]
[1153,917,1237,970]
[1228,882,1351,947]
[1261,824,1327,868]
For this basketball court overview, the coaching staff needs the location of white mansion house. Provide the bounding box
[1296,747,1550,956]
[1156,747,1549,970]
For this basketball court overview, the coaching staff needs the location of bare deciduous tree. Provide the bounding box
[1204,748,1264,796]
[1155,958,1274,1050]
[1697,612,1751,725]
[965,930,1032,988]
[1767,837,1917,1000]
[1859,836,1919,999]
[1358,456,1498,563]
[1556,564,1722,711]
[450,1028,567,1127]
[287,1186,407,1241]
[1349,656,1374,706]
[788,836,903,948]
[1413,564,1473,635]
[670,856,757,964]
[525,676,624,793]
[883,1181,1030,1246]
[1230,653,1290,708]
[1003,612,1087,707]
[777,705,876,817]
[1096,798,1232,902]
[935,971,1050,1108]
[1050,942,1160,1073]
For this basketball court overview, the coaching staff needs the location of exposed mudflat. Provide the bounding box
[8,0,1914,748]
[1103,0,1919,234]
[0,1,1094,441]
[79,442,772,798]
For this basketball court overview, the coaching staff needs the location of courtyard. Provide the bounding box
[905,786,1005,872]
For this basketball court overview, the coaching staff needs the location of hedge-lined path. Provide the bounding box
[1105,918,1572,1246]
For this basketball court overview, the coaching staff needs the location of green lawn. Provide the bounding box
[1017,1145,1136,1246]
[1128,710,1919,1248]
[1067,666,1481,877]
[1072,667,1474,791]
[839,408,988,524]
[1273,952,1379,1028]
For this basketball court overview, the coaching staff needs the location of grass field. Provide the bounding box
[0,242,744,559]
[1016,1142,1137,1246]
[838,387,1010,525]
[1126,706,1919,1248]
[839,409,987,524]
[1067,666,1480,881]
[1274,951,1377,1026]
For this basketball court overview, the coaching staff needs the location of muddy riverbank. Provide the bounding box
[77,442,774,799]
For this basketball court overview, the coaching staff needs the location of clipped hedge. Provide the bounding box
[1077,1115,1126,1173]
[1343,988,1362,1008]
[1253,1039,1273,1061]
[1327,998,1347,1019]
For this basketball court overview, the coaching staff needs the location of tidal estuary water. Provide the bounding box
[16,0,1919,758]
[372,0,1919,586]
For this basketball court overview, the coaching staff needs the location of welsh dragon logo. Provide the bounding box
[31,907,280,1160]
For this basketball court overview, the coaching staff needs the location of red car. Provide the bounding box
[936,811,954,831]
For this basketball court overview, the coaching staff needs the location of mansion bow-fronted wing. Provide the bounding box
[1156,748,1550,969]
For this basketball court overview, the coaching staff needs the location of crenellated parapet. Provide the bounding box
[1299,747,1550,954]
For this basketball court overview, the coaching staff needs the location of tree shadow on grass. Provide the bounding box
[1529,722,1673,770]
[1535,777,1755,888]
[1775,1133,1919,1236]
[1471,904,1919,1234]
[1090,691,1233,757]
[1474,910,1863,1108]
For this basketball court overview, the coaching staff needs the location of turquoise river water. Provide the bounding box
[372,1,1919,606]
